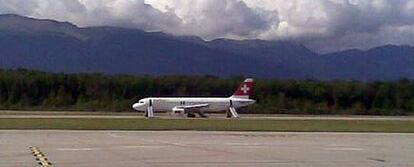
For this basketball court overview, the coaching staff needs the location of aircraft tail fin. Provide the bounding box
[230,78,253,99]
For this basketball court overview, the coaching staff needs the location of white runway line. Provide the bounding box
[324,147,364,151]
[326,144,355,147]
[139,138,188,147]
[225,142,285,146]
[107,132,121,138]
[57,145,166,152]
[57,148,95,151]
[120,145,166,149]
[324,144,364,151]
[225,142,298,149]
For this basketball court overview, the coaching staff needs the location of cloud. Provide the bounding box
[0,0,414,53]
[146,0,278,39]
[242,0,414,52]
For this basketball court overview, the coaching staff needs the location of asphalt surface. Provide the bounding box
[0,130,413,167]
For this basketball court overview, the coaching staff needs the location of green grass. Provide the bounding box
[0,118,413,132]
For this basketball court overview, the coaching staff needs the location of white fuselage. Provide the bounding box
[132,97,255,112]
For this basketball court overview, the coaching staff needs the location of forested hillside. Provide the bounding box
[0,69,413,115]
[3,15,414,80]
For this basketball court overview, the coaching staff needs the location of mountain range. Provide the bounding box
[1,14,414,81]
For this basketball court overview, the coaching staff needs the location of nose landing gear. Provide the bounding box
[145,99,154,118]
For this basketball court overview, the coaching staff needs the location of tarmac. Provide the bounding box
[1,110,414,120]
[0,130,413,167]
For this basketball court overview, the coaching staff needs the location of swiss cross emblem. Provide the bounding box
[240,84,250,94]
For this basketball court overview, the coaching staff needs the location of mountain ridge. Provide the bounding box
[0,14,413,81]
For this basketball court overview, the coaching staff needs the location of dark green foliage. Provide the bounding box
[0,69,413,115]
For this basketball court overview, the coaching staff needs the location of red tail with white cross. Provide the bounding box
[231,78,253,99]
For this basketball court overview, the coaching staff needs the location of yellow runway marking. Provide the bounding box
[36,157,48,161]
[29,147,53,166]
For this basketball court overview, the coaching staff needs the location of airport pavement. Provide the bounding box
[1,110,414,120]
[0,130,413,167]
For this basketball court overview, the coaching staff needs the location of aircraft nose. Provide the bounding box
[132,103,141,110]
[249,99,256,105]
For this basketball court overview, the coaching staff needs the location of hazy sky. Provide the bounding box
[1,0,413,53]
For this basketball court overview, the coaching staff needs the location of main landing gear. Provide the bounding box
[227,100,239,118]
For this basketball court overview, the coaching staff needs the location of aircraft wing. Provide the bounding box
[178,104,209,110]
[176,104,209,110]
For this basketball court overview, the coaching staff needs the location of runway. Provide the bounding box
[0,131,413,167]
[1,110,413,120]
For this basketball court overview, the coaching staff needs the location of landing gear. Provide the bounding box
[196,111,208,118]
[227,100,239,118]
[145,99,154,118]
[186,111,208,118]
[228,106,239,118]
[187,113,196,118]
[226,111,232,118]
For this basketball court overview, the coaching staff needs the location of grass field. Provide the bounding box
[0,118,413,132]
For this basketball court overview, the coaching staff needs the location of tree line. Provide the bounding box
[0,69,413,115]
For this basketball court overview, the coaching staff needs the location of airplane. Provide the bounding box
[132,78,255,118]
